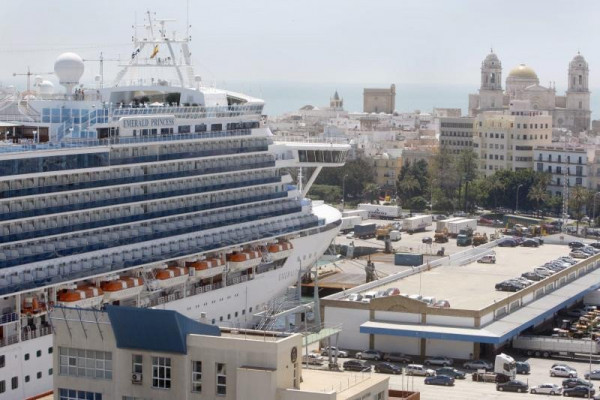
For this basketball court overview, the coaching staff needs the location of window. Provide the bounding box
[37,371,42,379]
[49,368,53,376]
[132,354,143,376]
[58,388,102,400]
[195,124,207,133]
[25,376,30,383]
[49,347,53,354]
[24,353,29,361]
[11,377,17,390]
[0,355,4,368]
[152,356,171,389]
[192,361,202,392]
[178,125,191,134]
[0,381,4,393]
[211,123,222,132]
[59,347,112,380]
[216,363,227,396]
[36,350,42,358]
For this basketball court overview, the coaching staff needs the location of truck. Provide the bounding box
[353,223,377,239]
[402,215,433,233]
[472,353,516,383]
[342,209,369,220]
[456,233,472,246]
[512,335,600,358]
[435,217,464,233]
[389,230,401,241]
[447,218,478,238]
[340,216,362,233]
[472,233,489,246]
[376,225,392,240]
[434,230,449,243]
[394,252,423,266]
[357,204,402,220]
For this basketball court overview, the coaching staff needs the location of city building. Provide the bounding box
[51,306,389,400]
[372,153,403,190]
[439,116,475,154]
[533,146,589,197]
[469,51,591,133]
[363,85,396,114]
[330,90,344,110]
[473,100,553,175]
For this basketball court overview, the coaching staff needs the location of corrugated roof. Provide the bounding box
[106,305,220,354]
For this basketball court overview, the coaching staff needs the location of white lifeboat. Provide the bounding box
[57,285,104,308]
[186,256,226,280]
[267,241,294,261]
[148,266,189,290]
[100,276,144,302]
[227,250,262,272]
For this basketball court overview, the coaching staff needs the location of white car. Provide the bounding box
[406,364,435,377]
[549,365,577,378]
[463,360,493,370]
[355,350,382,361]
[530,383,562,395]
[570,250,590,259]
[424,356,453,367]
[478,255,496,264]
[534,267,554,277]
[321,346,348,358]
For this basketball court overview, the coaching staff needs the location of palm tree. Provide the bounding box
[488,176,506,209]
[362,183,380,204]
[527,184,548,217]
[569,186,592,231]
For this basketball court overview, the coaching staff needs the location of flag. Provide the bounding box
[131,47,141,60]
[150,45,159,59]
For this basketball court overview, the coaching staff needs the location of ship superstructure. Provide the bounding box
[0,12,349,399]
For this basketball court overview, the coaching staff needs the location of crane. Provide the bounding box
[82,52,121,89]
[12,67,53,93]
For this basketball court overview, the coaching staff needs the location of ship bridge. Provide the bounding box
[271,138,350,196]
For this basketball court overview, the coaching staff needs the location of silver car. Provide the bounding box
[549,365,577,378]
[355,350,382,361]
[424,356,453,367]
[585,369,600,380]
[530,383,562,395]
[463,360,492,370]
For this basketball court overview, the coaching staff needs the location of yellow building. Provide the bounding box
[372,153,403,189]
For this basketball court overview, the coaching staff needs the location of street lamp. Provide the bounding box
[515,184,523,214]
[593,192,600,228]
[342,174,348,212]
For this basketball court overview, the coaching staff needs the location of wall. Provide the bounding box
[374,311,420,324]
[237,367,277,400]
[373,336,421,356]
[425,339,472,359]
[426,315,474,327]
[324,307,369,350]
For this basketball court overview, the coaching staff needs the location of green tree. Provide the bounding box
[396,160,429,206]
[307,184,342,203]
[315,158,375,203]
[429,146,458,211]
[456,150,479,211]
[527,184,549,217]
[569,186,592,230]
[362,183,380,204]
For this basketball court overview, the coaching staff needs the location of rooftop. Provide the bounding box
[299,369,388,398]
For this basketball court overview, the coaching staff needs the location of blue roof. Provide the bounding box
[106,305,220,354]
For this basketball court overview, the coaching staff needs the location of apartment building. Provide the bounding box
[533,146,589,197]
[439,116,474,154]
[372,153,403,189]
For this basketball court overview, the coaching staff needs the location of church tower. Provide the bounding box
[330,90,343,110]
[478,50,504,110]
[565,53,591,131]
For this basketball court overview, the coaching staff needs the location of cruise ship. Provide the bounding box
[0,12,348,399]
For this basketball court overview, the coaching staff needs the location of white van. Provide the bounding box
[477,255,496,264]
[421,296,436,305]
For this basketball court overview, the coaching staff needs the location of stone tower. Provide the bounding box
[478,50,504,110]
[566,53,591,132]
[330,90,343,110]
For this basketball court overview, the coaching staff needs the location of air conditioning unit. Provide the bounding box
[132,373,143,384]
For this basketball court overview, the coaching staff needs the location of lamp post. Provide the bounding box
[515,184,523,214]
[593,192,600,228]
[342,174,348,212]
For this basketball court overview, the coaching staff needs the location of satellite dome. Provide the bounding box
[54,52,84,94]
[34,75,43,86]
[39,80,55,95]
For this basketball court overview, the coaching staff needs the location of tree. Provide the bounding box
[569,186,592,231]
[456,150,479,211]
[429,146,458,211]
[396,160,429,207]
[315,158,375,203]
[362,183,380,204]
[527,184,549,217]
[307,184,342,204]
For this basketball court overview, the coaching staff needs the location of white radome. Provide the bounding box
[39,80,54,95]
[54,52,84,86]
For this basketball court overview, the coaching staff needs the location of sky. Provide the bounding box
[1,0,599,93]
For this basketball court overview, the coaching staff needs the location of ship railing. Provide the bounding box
[272,135,350,145]
[0,334,19,348]
[0,312,18,325]
[21,326,51,342]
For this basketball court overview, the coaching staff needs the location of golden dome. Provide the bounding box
[508,64,538,80]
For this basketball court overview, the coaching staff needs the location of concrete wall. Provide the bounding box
[373,335,421,356]
[426,315,474,327]
[237,368,277,400]
[425,339,472,359]
[324,307,369,350]
[375,311,420,324]
[282,390,335,400]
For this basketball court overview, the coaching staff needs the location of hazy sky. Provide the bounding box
[1,0,599,90]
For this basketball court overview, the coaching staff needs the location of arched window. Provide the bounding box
[491,73,495,83]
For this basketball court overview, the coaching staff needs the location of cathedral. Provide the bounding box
[468,51,591,132]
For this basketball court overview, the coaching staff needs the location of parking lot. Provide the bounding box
[327,356,600,399]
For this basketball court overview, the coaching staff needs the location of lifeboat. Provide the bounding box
[57,285,104,308]
[186,256,226,280]
[148,266,189,290]
[267,241,294,261]
[21,295,47,316]
[227,250,262,271]
[100,276,144,302]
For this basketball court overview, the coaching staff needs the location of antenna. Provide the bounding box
[186,0,190,40]
[13,67,53,93]
[82,52,121,89]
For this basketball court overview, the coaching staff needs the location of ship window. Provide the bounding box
[219,316,223,322]
[227,314,230,320]
[211,319,216,324]
[242,309,245,315]
[36,371,41,379]
[195,124,207,133]
[178,125,191,134]
[10,377,17,390]
[235,311,238,317]
[211,124,222,132]
[49,347,53,354]
[0,381,4,393]
[25,376,30,383]
[249,307,253,313]
[49,368,53,376]
[0,355,4,368]
[36,350,42,357]
[24,353,29,361]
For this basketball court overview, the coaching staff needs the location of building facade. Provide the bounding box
[469,51,591,133]
[51,306,389,400]
[372,153,403,189]
[534,146,589,197]
[473,101,553,176]
[364,85,396,114]
[439,117,475,154]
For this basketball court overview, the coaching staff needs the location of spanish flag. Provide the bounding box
[150,45,159,59]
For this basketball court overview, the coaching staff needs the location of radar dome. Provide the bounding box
[34,75,43,86]
[54,52,84,94]
[39,80,55,95]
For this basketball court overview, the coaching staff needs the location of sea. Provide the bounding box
[216,80,600,120]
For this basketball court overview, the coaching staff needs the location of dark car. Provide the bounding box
[521,239,540,247]
[563,385,595,397]
[374,362,401,374]
[422,237,433,244]
[569,241,585,249]
[436,367,466,379]
[424,374,455,386]
[562,378,594,389]
[495,281,521,292]
[589,242,600,250]
[497,380,529,393]
[521,272,544,282]
[343,360,370,372]
[516,361,530,374]
[498,239,518,247]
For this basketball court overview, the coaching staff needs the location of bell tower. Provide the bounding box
[566,52,591,131]
[478,50,504,110]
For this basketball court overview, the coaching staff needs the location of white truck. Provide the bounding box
[342,209,369,220]
[447,218,478,238]
[436,217,464,232]
[402,215,433,233]
[357,204,402,220]
[512,335,600,358]
[340,216,362,233]
[472,353,516,383]
[389,230,401,241]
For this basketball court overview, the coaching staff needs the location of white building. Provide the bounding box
[439,116,475,154]
[473,100,553,175]
[51,306,389,400]
[534,146,589,197]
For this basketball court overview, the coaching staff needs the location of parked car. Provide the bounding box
[424,374,455,386]
[498,238,518,247]
[384,287,400,296]
[374,362,401,374]
[570,251,590,259]
[478,255,496,264]
[424,356,453,367]
[383,352,411,363]
[343,360,370,372]
[495,281,522,292]
[356,350,382,361]
[422,237,433,244]
[562,378,592,388]
[516,361,531,374]
[463,360,493,370]
[569,241,585,249]
[522,271,544,281]
[521,238,540,247]
[563,385,595,397]
[406,364,435,376]
[589,242,600,250]
[530,383,562,395]
[534,267,555,277]
[436,367,466,379]
[584,369,600,380]
[302,354,324,365]
[347,293,363,302]
[321,347,348,358]
[432,299,451,308]
[497,380,529,393]
[550,365,577,378]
